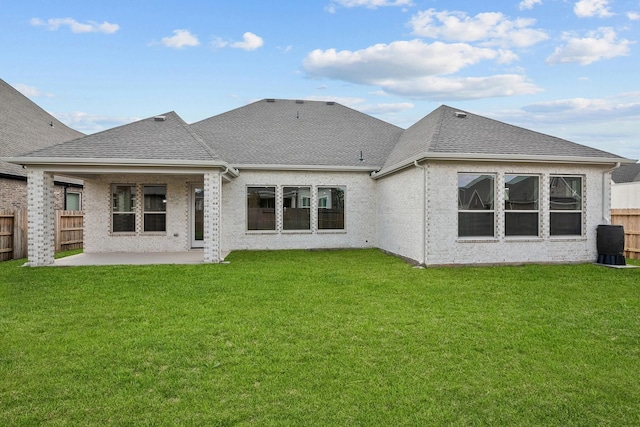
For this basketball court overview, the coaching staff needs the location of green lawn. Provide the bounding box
[1,250,639,426]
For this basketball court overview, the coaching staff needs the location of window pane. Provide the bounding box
[144,213,166,232]
[505,212,539,236]
[247,186,276,230]
[505,175,538,210]
[318,187,345,230]
[550,212,582,236]
[283,187,311,230]
[66,192,81,210]
[458,212,494,237]
[112,185,135,212]
[458,174,494,210]
[550,176,582,210]
[113,214,135,232]
[144,186,166,212]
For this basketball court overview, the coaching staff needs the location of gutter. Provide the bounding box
[371,152,637,179]
[414,160,427,266]
[602,162,621,224]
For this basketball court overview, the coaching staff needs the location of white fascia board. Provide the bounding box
[234,163,379,173]
[3,157,240,178]
[371,152,637,179]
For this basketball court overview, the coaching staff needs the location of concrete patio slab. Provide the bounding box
[52,251,212,266]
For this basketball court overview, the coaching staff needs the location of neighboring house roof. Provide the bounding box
[379,105,630,175]
[191,99,403,169]
[22,111,221,163]
[0,78,84,178]
[612,163,640,183]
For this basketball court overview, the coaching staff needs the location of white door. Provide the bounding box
[190,184,204,248]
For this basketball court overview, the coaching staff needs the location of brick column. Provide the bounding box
[27,170,55,266]
[203,170,221,263]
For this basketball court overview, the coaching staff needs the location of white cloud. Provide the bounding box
[574,0,614,18]
[376,74,541,100]
[53,111,140,134]
[30,17,119,34]
[408,9,548,48]
[519,0,543,10]
[304,39,504,82]
[546,28,632,65]
[628,11,640,20]
[14,83,54,98]
[326,0,413,13]
[161,29,200,49]
[230,32,264,51]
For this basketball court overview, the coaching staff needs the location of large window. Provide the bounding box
[143,185,166,232]
[318,187,345,230]
[550,176,583,236]
[112,184,136,232]
[505,175,539,236]
[458,174,495,237]
[247,186,276,230]
[283,186,311,230]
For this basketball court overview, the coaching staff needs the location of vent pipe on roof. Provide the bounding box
[326,101,335,105]
[454,111,467,118]
[266,98,275,102]
[154,116,166,121]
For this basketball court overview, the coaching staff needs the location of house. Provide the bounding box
[4,99,635,266]
[0,78,84,211]
[612,163,640,209]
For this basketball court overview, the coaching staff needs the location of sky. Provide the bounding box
[2,0,639,160]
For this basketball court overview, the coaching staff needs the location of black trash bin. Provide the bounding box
[597,224,626,265]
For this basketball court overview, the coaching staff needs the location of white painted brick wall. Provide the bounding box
[422,161,608,266]
[221,170,377,252]
[84,174,192,253]
[376,166,424,263]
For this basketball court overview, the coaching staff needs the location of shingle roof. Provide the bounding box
[382,105,627,171]
[0,78,83,177]
[191,99,403,168]
[612,163,640,183]
[21,111,220,162]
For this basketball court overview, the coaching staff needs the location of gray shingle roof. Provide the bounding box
[383,105,627,171]
[612,163,640,183]
[191,99,403,168]
[21,111,220,162]
[0,78,84,177]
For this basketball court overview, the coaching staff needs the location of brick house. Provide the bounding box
[4,99,635,266]
[0,78,84,211]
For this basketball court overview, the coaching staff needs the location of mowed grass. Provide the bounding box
[1,250,639,426]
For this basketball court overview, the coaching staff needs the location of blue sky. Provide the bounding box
[2,0,639,159]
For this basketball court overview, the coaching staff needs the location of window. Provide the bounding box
[143,185,166,232]
[112,184,136,232]
[65,191,81,210]
[458,174,495,237]
[283,187,311,230]
[550,176,583,236]
[318,187,345,230]
[247,186,276,230]
[505,175,539,236]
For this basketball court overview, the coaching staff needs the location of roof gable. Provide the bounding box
[191,99,403,168]
[382,105,627,171]
[21,111,220,162]
[0,79,84,177]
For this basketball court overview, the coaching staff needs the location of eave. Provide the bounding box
[370,152,638,179]
[1,157,240,179]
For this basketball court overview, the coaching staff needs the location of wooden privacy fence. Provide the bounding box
[0,209,83,261]
[611,209,640,260]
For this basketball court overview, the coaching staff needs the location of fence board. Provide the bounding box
[611,209,640,260]
[0,209,82,261]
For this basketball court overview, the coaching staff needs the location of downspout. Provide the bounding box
[414,160,427,266]
[602,162,621,224]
